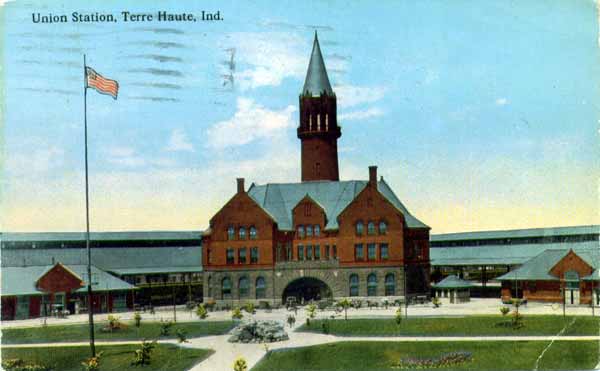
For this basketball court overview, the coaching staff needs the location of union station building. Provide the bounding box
[201,34,431,306]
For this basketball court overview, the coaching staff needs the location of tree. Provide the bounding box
[337,298,352,320]
[131,340,156,366]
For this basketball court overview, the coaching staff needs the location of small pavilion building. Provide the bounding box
[432,275,474,304]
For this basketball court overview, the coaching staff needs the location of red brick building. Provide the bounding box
[202,33,430,306]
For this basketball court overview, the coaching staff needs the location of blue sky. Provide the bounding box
[2,0,599,233]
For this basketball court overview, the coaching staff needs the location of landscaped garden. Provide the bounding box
[2,344,213,371]
[251,340,600,371]
[2,319,235,344]
[298,315,600,336]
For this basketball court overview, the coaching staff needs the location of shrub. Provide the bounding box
[132,340,156,366]
[244,302,256,314]
[81,351,104,371]
[2,358,52,371]
[317,300,330,310]
[176,329,189,343]
[233,357,248,371]
[196,304,208,319]
[133,312,142,328]
[232,307,244,320]
[337,298,352,320]
[185,301,197,310]
[395,308,402,326]
[159,320,174,337]
[102,314,127,332]
[306,304,317,319]
[500,306,510,316]
[511,310,524,329]
[351,299,363,309]
[432,297,441,308]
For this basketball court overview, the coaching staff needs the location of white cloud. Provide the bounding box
[5,141,65,175]
[206,97,296,149]
[339,107,384,121]
[495,97,508,106]
[224,32,347,90]
[165,129,194,152]
[335,85,386,109]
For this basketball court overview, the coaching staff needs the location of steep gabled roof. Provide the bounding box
[302,32,333,96]
[247,179,428,231]
[497,247,600,281]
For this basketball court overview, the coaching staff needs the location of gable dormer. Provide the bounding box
[549,249,594,279]
[292,194,327,237]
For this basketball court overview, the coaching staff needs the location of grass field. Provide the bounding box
[252,341,600,371]
[2,344,213,371]
[298,315,600,336]
[2,320,235,344]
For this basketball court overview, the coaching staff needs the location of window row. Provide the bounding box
[226,247,260,264]
[276,244,338,262]
[227,226,258,240]
[355,221,387,236]
[349,273,396,296]
[354,243,389,261]
[296,224,321,238]
[218,276,267,299]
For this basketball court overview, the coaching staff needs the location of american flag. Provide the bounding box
[86,67,118,99]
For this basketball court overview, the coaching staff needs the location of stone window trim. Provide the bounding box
[239,227,247,240]
[227,226,235,240]
[367,221,376,235]
[349,274,359,297]
[238,247,247,264]
[250,247,259,264]
[222,276,232,299]
[256,277,266,299]
[367,243,377,261]
[380,243,389,260]
[355,243,364,261]
[226,248,235,264]
[367,273,378,296]
[385,273,395,296]
[239,276,250,298]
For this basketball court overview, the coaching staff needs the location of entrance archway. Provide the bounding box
[282,277,332,304]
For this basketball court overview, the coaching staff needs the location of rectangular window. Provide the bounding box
[306,244,313,260]
[333,245,337,259]
[355,244,364,260]
[315,244,320,260]
[287,243,293,261]
[298,245,304,261]
[250,247,259,264]
[325,245,330,259]
[226,248,235,264]
[238,247,247,264]
[380,244,389,260]
[367,243,376,260]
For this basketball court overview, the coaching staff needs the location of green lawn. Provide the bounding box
[252,341,600,371]
[2,344,213,371]
[2,320,235,345]
[298,315,600,336]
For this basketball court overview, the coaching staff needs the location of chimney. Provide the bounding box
[237,178,245,194]
[369,166,377,186]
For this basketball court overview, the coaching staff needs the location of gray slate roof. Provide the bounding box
[1,264,135,296]
[302,32,333,96]
[430,241,598,267]
[432,275,475,289]
[431,225,599,243]
[247,179,428,231]
[497,247,600,281]
[1,231,201,242]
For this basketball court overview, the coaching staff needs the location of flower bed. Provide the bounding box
[393,351,472,369]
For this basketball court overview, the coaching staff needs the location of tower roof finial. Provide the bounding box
[302,31,333,96]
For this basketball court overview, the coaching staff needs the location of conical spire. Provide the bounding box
[302,31,333,96]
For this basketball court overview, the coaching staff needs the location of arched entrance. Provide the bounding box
[282,277,332,304]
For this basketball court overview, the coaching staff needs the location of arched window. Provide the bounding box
[367,221,376,235]
[222,277,232,299]
[565,270,580,290]
[314,225,320,237]
[256,277,266,299]
[367,273,378,296]
[385,273,395,296]
[297,225,305,238]
[227,226,235,240]
[356,221,364,236]
[239,227,246,240]
[349,274,359,297]
[379,221,387,235]
[306,225,313,237]
[239,276,249,298]
[249,226,257,240]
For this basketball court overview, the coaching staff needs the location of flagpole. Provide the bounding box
[83,54,96,357]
